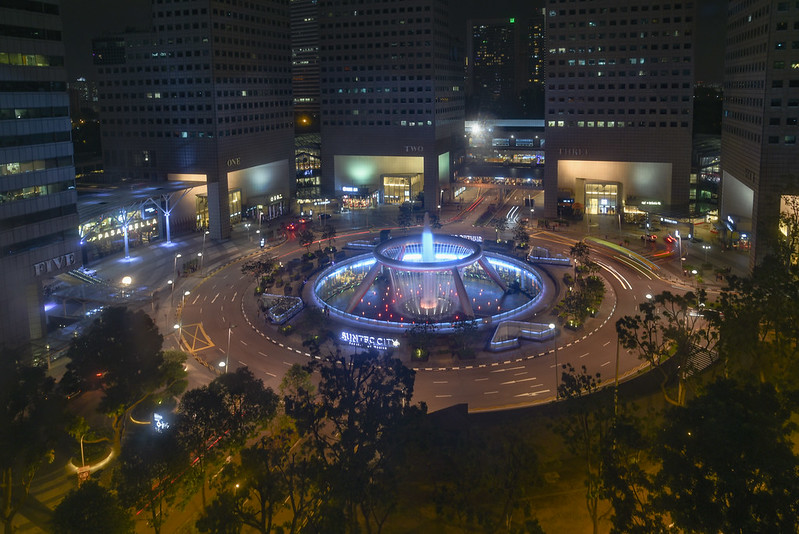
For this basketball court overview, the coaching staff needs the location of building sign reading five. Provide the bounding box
[33,253,76,276]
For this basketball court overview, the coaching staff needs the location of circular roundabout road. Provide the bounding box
[179,223,676,413]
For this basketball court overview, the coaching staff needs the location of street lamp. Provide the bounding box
[181,290,191,313]
[702,244,711,263]
[173,323,181,350]
[197,252,203,277]
[675,230,683,274]
[549,323,558,399]
[168,279,174,307]
[245,223,251,242]
[201,230,209,274]
[225,324,237,373]
[173,253,182,284]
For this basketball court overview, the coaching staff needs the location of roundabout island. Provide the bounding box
[311,214,549,333]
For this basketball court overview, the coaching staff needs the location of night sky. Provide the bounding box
[61,0,727,84]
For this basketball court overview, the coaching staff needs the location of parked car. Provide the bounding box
[641,234,657,242]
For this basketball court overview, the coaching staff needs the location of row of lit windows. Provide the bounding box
[0,52,63,68]
[549,95,689,103]
[548,108,690,116]
[549,69,691,78]
[322,119,433,127]
[768,135,797,144]
[103,122,291,139]
[0,156,72,177]
[548,3,692,15]
[547,119,688,128]
[0,181,74,206]
[0,106,68,120]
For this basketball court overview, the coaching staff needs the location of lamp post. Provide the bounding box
[549,323,558,398]
[225,324,237,373]
[173,323,181,350]
[168,279,174,308]
[675,230,683,274]
[197,252,204,277]
[181,290,190,316]
[201,230,209,274]
[245,223,251,242]
[80,434,86,468]
[173,253,182,291]
[702,244,711,263]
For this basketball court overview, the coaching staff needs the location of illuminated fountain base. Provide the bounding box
[311,224,546,333]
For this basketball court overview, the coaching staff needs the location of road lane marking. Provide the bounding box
[601,361,611,367]
[282,361,292,366]
[603,341,611,347]
[579,352,589,358]
[474,377,489,382]
[239,340,248,346]
[484,391,499,395]
[490,366,525,373]
[231,291,237,302]
[433,381,448,384]
[514,371,528,376]
[211,293,220,303]
[515,389,550,397]
[265,371,276,378]
[435,394,452,398]
[258,352,269,357]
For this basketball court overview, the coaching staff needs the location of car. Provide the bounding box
[641,233,657,242]
[298,216,311,224]
[664,234,676,244]
[340,207,350,214]
[284,221,297,231]
[319,213,331,220]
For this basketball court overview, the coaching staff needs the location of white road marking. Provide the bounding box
[603,341,611,347]
[435,394,452,398]
[514,371,528,376]
[579,352,589,358]
[265,371,276,378]
[433,381,448,384]
[231,291,237,302]
[474,377,489,382]
[484,391,499,395]
[515,389,550,397]
[501,377,537,385]
[282,361,292,366]
[239,340,248,346]
[258,352,269,357]
[490,366,526,373]
[601,361,611,367]
[211,292,220,304]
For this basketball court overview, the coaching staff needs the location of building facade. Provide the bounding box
[721,0,799,270]
[94,0,294,241]
[318,0,464,210]
[291,0,320,125]
[543,0,695,220]
[0,0,80,349]
[466,11,546,119]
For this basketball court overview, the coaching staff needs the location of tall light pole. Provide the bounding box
[675,230,683,274]
[181,290,190,316]
[245,223,251,242]
[168,279,174,308]
[173,253,182,283]
[173,323,181,350]
[201,230,209,274]
[225,324,237,373]
[197,252,204,277]
[549,323,558,399]
[702,244,711,263]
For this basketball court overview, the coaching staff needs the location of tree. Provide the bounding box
[287,351,425,533]
[198,427,320,534]
[513,221,530,248]
[655,379,799,533]
[493,217,508,242]
[52,481,134,534]
[321,223,337,251]
[616,290,718,406]
[0,357,68,534]
[240,255,276,282]
[405,321,437,360]
[114,431,187,534]
[450,319,479,360]
[552,364,614,534]
[63,307,186,454]
[556,241,605,327]
[175,367,279,508]
[397,204,414,233]
[298,229,315,255]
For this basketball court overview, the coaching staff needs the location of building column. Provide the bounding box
[207,178,232,241]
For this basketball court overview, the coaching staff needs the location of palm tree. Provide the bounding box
[493,217,508,242]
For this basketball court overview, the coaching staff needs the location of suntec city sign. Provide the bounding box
[340,331,400,350]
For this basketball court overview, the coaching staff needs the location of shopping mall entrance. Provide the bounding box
[585,183,619,215]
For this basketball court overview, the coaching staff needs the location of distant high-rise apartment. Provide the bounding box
[543,0,695,220]
[94,0,294,241]
[466,11,546,118]
[318,0,464,210]
[721,0,799,270]
[291,0,320,124]
[0,0,80,349]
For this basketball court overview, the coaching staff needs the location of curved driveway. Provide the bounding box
[180,222,677,413]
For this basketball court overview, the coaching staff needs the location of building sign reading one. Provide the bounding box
[340,331,400,350]
[34,253,76,276]
[226,157,241,167]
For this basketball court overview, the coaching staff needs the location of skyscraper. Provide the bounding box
[94,0,294,241]
[291,0,320,126]
[721,0,799,270]
[0,0,80,349]
[466,11,546,119]
[317,0,464,210]
[543,0,695,220]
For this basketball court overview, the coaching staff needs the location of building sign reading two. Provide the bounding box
[34,253,76,276]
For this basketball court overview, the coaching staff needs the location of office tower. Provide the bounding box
[291,0,320,126]
[721,0,799,270]
[466,11,546,118]
[318,0,464,211]
[94,0,294,241]
[0,0,80,349]
[543,0,695,220]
